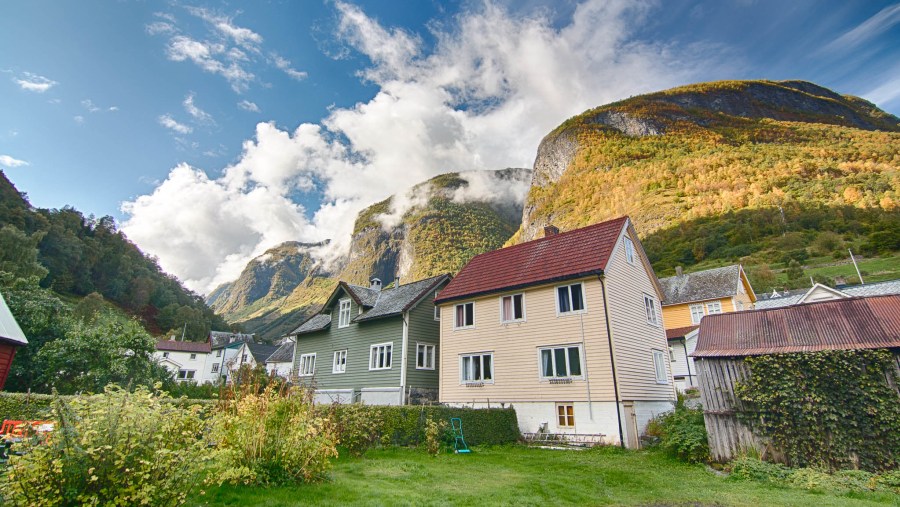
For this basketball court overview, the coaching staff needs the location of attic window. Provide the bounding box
[706,301,722,315]
[624,236,635,265]
[338,299,352,328]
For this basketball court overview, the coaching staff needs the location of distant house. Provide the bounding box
[289,274,451,405]
[153,339,212,383]
[0,291,27,391]
[755,279,900,309]
[692,294,900,461]
[265,338,295,378]
[224,341,280,381]
[435,218,675,448]
[206,331,254,383]
[658,265,756,392]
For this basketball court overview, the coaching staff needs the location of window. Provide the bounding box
[460,353,493,383]
[177,370,195,380]
[690,304,705,325]
[644,294,660,326]
[190,353,197,360]
[338,299,352,328]
[653,350,668,384]
[706,301,722,315]
[454,302,474,329]
[216,350,222,357]
[736,300,744,311]
[669,347,676,361]
[211,363,219,373]
[241,353,247,363]
[624,236,635,264]
[162,352,169,358]
[557,403,575,427]
[500,294,525,323]
[369,343,393,370]
[416,343,436,370]
[434,291,440,321]
[557,283,585,314]
[539,345,583,379]
[298,353,316,376]
[333,350,347,373]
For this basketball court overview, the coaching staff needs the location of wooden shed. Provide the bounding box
[0,291,28,390]
[692,294,900,462]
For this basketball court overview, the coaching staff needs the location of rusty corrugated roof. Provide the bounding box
[693,294,900,358]
[666,325,699,340]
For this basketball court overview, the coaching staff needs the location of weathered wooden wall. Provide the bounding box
[694,357,765,462]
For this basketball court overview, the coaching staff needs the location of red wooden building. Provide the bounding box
[0,291,28,390]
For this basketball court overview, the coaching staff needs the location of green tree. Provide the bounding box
[0,225,48,280]
[785,259,805,287]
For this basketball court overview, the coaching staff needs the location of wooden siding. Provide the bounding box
[695,357,766,462]
[604,225,676,402]
[405,288,442,389]
[439,277,616,404]
[293,295,402,392]
[0,343,16,390]
[662,297,735,329]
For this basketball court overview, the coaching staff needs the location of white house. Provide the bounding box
[154,339,213,383]
[265,338,295,378]
[222,341,279,381]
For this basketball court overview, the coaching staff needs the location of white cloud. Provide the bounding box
[823,4,900,53]
[73,115,84,125]
[126,0,724,293]
[166,35,255,92]
[146,21,175,35]
[109,106,119,112]
[81,99,100,112]
[271,53,308,81]
[0,155,29,168]
[183,92,215,124]
[14,72,57,93]
[237,100,260,112]
[158,114,193,134]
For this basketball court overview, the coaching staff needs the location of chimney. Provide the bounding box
[544,225,560,237]
[675,266,683,277]
[394,276,400,288]
[370,277,382,291]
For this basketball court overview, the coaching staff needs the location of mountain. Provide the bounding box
[210,168,531,339]
[510,80,900,289]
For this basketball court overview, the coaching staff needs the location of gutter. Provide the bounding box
[599,274,626,449]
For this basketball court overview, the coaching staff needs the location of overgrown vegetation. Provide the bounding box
[734,349,900,471]
[645,399,709,464]
[730,456,900,495]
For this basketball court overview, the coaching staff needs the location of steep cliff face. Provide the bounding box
[514,79,900,244]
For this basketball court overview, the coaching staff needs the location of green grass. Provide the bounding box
[803,254,900,284]
[189,446,900,506]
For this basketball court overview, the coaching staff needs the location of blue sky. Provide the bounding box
[1,0,898,293]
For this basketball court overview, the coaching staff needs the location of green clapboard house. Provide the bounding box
[290,274,451,405]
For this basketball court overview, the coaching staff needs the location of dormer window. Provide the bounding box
[338,298,352,328]
[624,236,635,265]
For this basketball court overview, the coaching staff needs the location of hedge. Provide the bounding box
[326,404,520,447]
[0,391,216,421]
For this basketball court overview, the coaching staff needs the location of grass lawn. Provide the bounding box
[189,446,900,506]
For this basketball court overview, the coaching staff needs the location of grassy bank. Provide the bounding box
[189,446,899,506]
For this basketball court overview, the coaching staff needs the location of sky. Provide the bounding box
[1,0,899,295]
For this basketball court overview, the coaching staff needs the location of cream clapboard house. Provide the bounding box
[435,217,675,448]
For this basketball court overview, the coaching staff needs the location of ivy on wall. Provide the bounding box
[734,349,900,472]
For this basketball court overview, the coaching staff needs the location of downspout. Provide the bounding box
[682,339,694,387]
[599,274,626,449]
[400,311,409,405]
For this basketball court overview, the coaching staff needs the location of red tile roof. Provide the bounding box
[435,217,629,304]
[666,325,699,340]
[155,340,211,353]
[693,294,900,358]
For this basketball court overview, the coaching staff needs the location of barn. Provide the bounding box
[692,294,900,463]
[0,291,28,391]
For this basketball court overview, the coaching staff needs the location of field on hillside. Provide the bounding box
[190,446,899,507]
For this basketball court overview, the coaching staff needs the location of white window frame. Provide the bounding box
[433,291,441,321]
[369,342,393,371]
[338,298,352,328]
[211,363,219,373]
[644,294,660,326]
[454,302,475,329]
[298,353,316,377]
[459,353,494,384]
[624,236,636,265]
[706,301,723,315]
[216,350,222,357]
[416,343,436,370]
[176,369,195,381]
[189,353,197,360]
[556,403,575,428]
[689,303,705,325]
[556,283,587,315]
[499,293,525,323]
[537,345,585,380]
[332,350,347,374]
[653,349,668,384]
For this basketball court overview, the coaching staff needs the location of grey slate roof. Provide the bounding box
[246,342,280,363]
[0,291,27,346]
[266,341,295,363]
[209,331,254,349]
[755,279,900,309]
[292,314,332,335]
[345,285,381,307]
[354,274,450,322]
[659,265,741,305]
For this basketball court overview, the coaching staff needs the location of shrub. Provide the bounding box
[424,416,447,456]
[645,405,709,463]
[326,402,383,457]
[0,386,210,507]
[209,385,338,485]
[729,456,791,483]
[729,457,900,494]
[0,391,216,421]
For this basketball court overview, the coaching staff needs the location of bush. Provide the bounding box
[209,385,338,485]
[645,405,709,464]
[729,456,791,483]
[729,457,900,494]
[0,391,216,421]
[0,386,210,506]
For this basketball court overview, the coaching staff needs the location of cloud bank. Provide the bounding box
[124,0,722,294]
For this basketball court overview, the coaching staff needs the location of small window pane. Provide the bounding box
[554,348,567,377]
[482,355,492,380]
[462,356,471,381]
[568,347,581,376]
[571,285,584,311]
[541,349,552,377]
[557,286,571,313]
[514,295,523,319]
[465,303,474,326]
